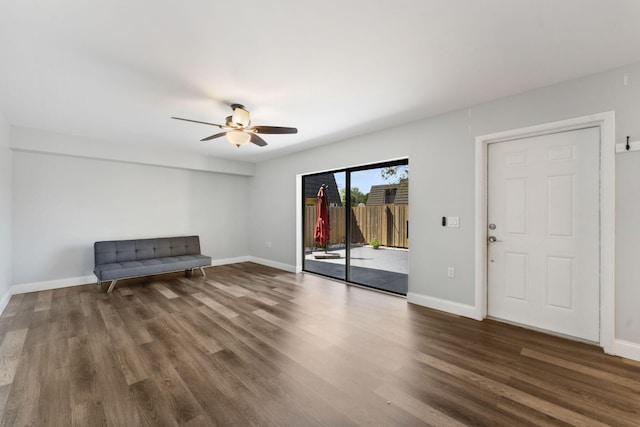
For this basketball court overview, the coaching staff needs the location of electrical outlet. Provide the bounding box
[447,267,455,278]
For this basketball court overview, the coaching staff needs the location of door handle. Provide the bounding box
[488,236,500,243]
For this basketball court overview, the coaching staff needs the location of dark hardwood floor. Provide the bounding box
[0,262,638,426]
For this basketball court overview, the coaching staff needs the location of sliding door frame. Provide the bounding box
[301,158,409,291]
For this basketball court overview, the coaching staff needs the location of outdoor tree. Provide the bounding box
[340,187,368,206]
[381,165,409,183]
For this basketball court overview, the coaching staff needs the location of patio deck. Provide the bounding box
[304,245,408,295]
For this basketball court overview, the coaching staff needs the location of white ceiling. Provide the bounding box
[1,0,640,163]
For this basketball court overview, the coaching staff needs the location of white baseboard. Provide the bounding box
[407,292,480,320]
[0,257,250,312]
[0,289,11,317]
[406,294,640,362]
[247,256,296,273]
[612,339,640,362]
[0,274,96,315]
[210,256,250,267]
[12,275,96,295]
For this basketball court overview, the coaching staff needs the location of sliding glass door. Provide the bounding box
[348,164,408,294]
[303,160,408,295]
[302,171,346,281]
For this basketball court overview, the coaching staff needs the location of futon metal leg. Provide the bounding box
[107,280,118,293]
[199,267,206,277]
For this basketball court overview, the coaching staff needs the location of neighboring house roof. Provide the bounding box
[366,184,397,206]
[304,173,342,206]
[394,178,409,205]
[366,179,408,205]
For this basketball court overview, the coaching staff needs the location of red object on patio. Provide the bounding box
[314,185,330,246]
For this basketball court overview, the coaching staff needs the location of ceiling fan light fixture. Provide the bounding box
[226,130,251,147]
[172,103,296,148]
[231,107,250,127]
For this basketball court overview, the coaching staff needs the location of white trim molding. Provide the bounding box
[12,275,96,295]
[407,292,478,319]
[0,274,97,314]
[248,256,297,273]
[0,290,11,316]
[612,339,640,362]
[475,111,616,354]
[210,256,250,267]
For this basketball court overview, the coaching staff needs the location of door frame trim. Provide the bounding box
[474,111,615,353]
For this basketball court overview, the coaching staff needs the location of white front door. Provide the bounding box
[487,127,600,342]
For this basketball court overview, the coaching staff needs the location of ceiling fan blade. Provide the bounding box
[201,132,227,141]
[249,125,297,134]
[172,117,223,127]
[250,133,268,147]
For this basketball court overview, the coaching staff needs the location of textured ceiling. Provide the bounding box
[1,0,640,162]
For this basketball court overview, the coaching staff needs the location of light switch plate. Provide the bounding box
[447,217,460,228]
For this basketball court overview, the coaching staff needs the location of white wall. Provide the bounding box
[249,61,640,345]
[12,149,250,285]
[615,151,640,343]
[0,113,11,300]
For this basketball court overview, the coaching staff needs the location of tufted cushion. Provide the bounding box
[94,241,117,265]
[135,239,155,260]
[115,240,136,262]
[170,237,187,256]
[154,239,172,258]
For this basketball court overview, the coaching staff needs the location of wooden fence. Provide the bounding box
[304,205,408,249]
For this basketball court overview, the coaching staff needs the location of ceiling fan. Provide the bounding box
[172,104,297,147]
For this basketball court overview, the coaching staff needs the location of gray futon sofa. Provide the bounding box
[94,235,212,293]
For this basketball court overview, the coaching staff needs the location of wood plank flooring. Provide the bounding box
[0,262,638,426]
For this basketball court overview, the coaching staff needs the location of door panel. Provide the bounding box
[505,178,527,234]
[487,127,600,342]
[348,165,408,295]
[547,174,574,237]
[546,256,574,309]
[504,252,527,301]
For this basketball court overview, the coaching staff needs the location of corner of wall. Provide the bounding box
[0,289,11,317]
[0,112,13,314]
